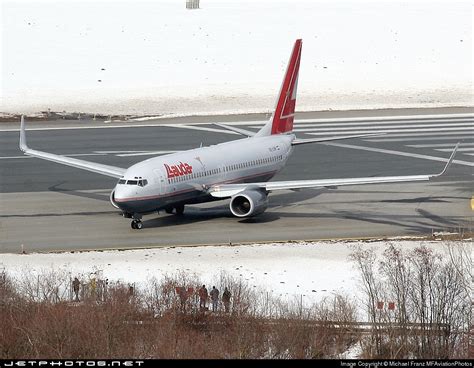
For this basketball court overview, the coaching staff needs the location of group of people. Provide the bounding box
[71,276,110,302]
[198,285,232,313]
[73,276,232,313]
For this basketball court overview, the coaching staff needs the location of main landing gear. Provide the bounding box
[165,204,185,215]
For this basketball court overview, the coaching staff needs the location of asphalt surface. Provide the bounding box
[0,107,472,252]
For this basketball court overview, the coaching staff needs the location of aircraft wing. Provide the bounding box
[19,116,126,178]
[209,144,459,198]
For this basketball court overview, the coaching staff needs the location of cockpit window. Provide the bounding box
[138,179,148,187]
[122,179,148,186]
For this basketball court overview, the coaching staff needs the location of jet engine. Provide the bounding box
[110,189,120,209]
[229,190,268,217]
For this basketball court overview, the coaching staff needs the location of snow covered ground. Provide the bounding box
[2,0,472,115]
[0,239,466,312]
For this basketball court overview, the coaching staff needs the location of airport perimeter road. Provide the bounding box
[1,107,472,252]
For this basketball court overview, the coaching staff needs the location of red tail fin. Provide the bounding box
[272,39,301,134]
[256,39,302,137]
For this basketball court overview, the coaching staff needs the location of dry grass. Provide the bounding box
[0,270,357,359]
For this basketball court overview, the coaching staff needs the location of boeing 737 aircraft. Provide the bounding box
[19,39,458,229]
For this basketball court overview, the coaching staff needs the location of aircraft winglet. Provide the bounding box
[433,142,459,177]
[19,115,28,152]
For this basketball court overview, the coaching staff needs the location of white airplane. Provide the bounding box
[19,39,458,230]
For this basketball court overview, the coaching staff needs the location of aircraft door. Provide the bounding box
[154,169,166,194]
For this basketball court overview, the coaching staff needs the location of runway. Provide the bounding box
[1,107,472,253]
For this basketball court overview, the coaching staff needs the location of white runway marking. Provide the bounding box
[0,153,107,160]
[365,136,474,142]
[215,114,474,128]
[248,115,474,129]
[292,122,473,131]
[166,124,238,135]
[116,150,181,157]
[313,132,474,141]
[1,114,472,132]
[65,153,107,157]
[290,113,473,123]
[408,143,474,148]
[300,127,472,135]
[0,151,180,160]
[0,124,172,132]
[323,142,474,167]
[435,148,474,152]
[0,122,242,133]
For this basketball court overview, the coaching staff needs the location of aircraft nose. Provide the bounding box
[112,184,133,209]
[113,184,126,201]
[111,185,124,210]
[112,184,141,213]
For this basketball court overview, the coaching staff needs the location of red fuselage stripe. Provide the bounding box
[115,169,278,203]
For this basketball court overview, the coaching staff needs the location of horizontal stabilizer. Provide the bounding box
[292,133,385,146]
[214,123,256,137]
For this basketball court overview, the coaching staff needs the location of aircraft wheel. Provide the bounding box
[165,207,173,214]
[135,221,143,230]
[175,204,185,215]
[131,220,137,229]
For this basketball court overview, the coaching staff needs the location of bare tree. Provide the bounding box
[351,241,471,359]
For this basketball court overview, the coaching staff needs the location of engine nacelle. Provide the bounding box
[229,190,268,218]
[110,189,120,209]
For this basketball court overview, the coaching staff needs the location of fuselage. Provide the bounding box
[113,134,295,214]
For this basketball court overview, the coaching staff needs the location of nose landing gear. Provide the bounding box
[130,213,143,230]
[131,220,143,229]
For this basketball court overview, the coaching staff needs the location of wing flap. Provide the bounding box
[209,143,458,197]
[209,175,431,197]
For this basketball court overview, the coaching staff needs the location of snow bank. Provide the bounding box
[0,239,464,308]
[2,0,472,115]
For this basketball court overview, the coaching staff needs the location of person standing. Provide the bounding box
[210,286,219,312]
[72,277,80,301]
[199,285,208,311]
[222,287,231,313]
